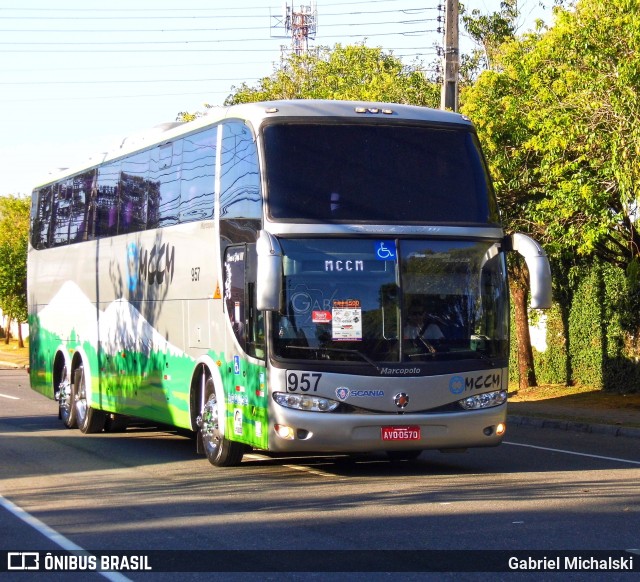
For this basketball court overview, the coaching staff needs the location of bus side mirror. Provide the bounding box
[506,233,553,309]
[256,230,283,311]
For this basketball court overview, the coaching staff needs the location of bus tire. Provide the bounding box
[200,377,245,467]
[73,366,105,434]
[58,363,77,429]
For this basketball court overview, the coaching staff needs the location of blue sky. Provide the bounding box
[0,0,553,196]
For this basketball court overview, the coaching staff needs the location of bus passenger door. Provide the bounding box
[223,243,264,359]
[223,243,267,448]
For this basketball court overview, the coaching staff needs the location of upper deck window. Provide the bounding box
[263,122,498,224]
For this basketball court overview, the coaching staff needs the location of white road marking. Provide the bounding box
[504,441,640,466]
[282,463,337,477]
[0,494,132,581]
[245,453,341,477]
[0,393,19,400]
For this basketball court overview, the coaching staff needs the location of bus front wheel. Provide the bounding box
[200,378,245,467]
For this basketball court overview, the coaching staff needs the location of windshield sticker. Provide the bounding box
[332,299,362,341]
[312,310,332,323]
[375,241,397,261]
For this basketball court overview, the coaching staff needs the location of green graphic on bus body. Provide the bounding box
[28,301,268,450]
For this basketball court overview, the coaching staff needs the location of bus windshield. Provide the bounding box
[263,122,497,224]
[272,239,509,365]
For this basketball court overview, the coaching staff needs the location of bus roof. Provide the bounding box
[33,99,473,189]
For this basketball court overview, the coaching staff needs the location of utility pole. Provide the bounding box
[440,0,459,112]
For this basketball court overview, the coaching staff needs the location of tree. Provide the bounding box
[518,0,640,272]
[461,37,550,390]
[463,0,640,388]
[460,0,519,78]
[460,2,552,390]
[0,195,29,347]
[177,43,440,121]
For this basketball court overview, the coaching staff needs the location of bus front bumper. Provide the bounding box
[266,403,507,453]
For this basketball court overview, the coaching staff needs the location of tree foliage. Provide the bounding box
[462,0,640,388]
[464,0,640,270]
[177,43,439,121]
[0,195,29,346]
[460,0,519,78]
[460,3,547,389]
[226,43,439,106]
[529,0,640,270]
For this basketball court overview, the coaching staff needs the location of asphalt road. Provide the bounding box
[1,368,639,581]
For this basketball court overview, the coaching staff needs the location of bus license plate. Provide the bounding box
[381,426,421,441]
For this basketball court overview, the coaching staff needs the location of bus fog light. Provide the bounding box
[458,390,507,410]
[275,424,295,440]
[273,392,340,412]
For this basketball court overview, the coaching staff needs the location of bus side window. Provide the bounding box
[95,161,120,238]
[69,170,94,244]
[149,140,182,229]
[219,122,262,244]
[50,181,71,246]
[32,185,53,249]
[180,127,216,223]
[119,150,149,234]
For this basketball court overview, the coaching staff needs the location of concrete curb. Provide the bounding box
[0,360,28,370]
[508,414,640,440]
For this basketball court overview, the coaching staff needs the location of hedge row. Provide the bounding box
[510,260,640,393]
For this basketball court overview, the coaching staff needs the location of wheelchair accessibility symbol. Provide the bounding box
[375,240,397,261]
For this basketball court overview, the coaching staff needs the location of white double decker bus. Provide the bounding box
[28,100,551,466]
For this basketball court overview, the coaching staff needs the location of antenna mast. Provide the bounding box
[272,2,318,59]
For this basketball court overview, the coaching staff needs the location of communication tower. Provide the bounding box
[271,2,318,58]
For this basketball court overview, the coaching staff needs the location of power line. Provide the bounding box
[0,77,262,86]
[0,11,433,21]
[1,32,438,52]
[0,0,423,12]
[0,60,270,74]
[0,20,435,41]
[0,89,237,104]
[1,17,435,33]
[0,2,441,97]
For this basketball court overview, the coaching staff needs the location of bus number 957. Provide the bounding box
[286,372,322,392]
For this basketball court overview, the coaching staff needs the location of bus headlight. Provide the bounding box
[273,392,340,412]
[458,390,507,410]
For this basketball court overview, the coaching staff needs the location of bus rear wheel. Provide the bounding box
[73,366,105,434]
[58,364,77,429]
[200,378,245,467]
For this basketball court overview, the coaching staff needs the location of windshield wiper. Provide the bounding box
[407,347,493,362]
[286,345,379,370]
